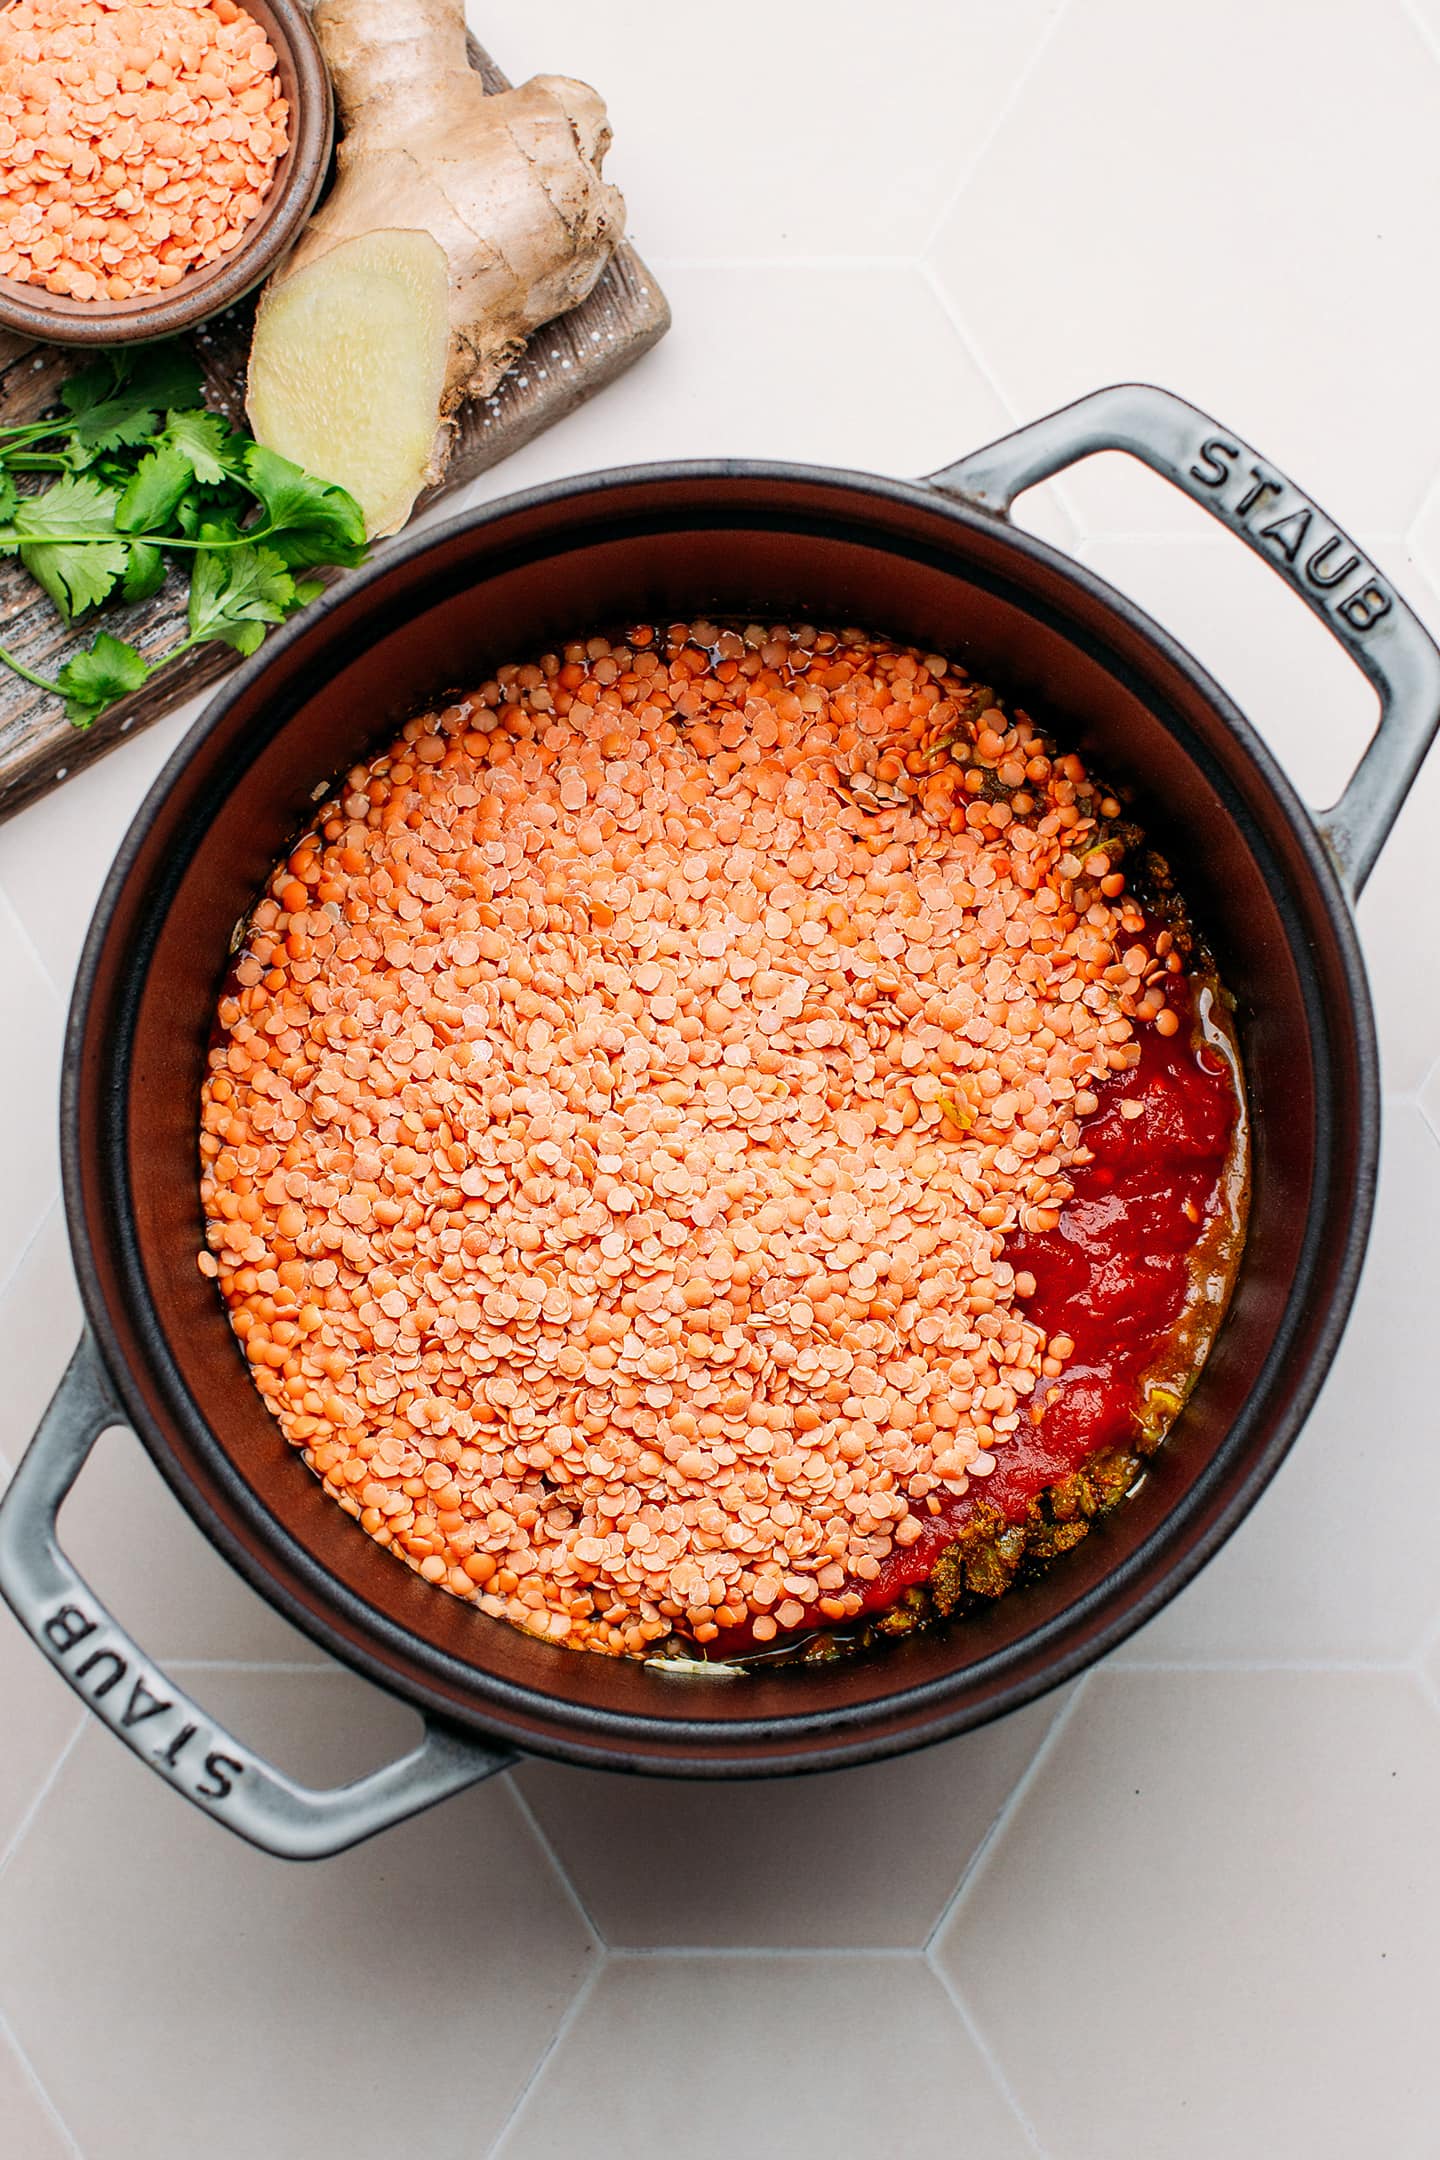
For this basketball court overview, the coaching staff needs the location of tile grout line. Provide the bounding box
[0,878,67,1008]
[1400,0,1440,71]
[604,1943,920,1961]
[917,0,1076,258]
[914,261,1022,431]
[489,1952,608,2158]
[503,1772,608,1952]
[913,258,1092,541]
[0,2005,85,2160]
[927,1957,1052,2160]
[0,1193,64,1318]
[913,260,1089,535]
[651,245,1063,519]
[1415,1602,1440,1670]
[0,1714,88,1888]
[924,1676,1090,1956]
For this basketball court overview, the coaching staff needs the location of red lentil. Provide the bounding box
[199,622,1183,1659]
[0,0,289,300]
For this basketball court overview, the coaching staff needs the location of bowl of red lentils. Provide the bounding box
[0,0,332,343]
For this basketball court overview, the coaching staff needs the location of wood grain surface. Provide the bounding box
[0,34,669,827]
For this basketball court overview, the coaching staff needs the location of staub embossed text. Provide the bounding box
[43,1601,244,1803]
[1188,438,1393,634]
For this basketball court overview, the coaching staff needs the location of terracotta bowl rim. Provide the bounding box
[0,0,333,347]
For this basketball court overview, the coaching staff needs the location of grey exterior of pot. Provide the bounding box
[1,384,1434,1859]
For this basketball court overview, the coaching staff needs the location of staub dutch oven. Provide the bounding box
[3,386,1436,1859]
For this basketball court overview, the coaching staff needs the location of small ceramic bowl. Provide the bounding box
[0,0,333,346]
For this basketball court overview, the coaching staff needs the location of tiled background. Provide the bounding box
[2,2,1439,2153]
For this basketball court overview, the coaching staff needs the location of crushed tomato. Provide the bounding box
[713,992,1240,1654]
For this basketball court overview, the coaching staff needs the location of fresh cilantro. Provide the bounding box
[118,442,197,534]
[241,444,368,567]
[0,341,367,725]
[21,538,130,618]
[177,497,248,546]
[121,541,167,605]
[186,542,300,656]
[54,632,152,727]
[6,474,130,618]
[159,408,240,487]
[59,345,205,456]
[3,470,121,539]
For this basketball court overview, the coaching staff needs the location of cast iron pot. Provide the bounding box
[3,385,1437,1860]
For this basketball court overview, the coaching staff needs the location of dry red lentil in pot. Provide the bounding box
[198,621,1248,1665]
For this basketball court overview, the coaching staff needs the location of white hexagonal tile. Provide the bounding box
[514,1688,1064,1949]
[448,262,1015,496]
[1337,535,1440,1098]
[0,2018,72,2160]
[0,892,63,1291]
[932,0,1440,535]
[1404,462,1440,607]
[473,0,1063,260]
[1362,738,1440,1097]
[0,1484,84,1858]
[1421,1053,1440,1142]
[0,1205,82,1477]
[1067,530,1440,1096]
[1072,527,1377,815]
[1407,1,1440,78]
[56,1422,332,1668]
[0,1670,594,2160]
[0,698,200,998]
[1111,1104,1440,1664]
[939,1670,1440,2160]
[499,1952,1032,2158]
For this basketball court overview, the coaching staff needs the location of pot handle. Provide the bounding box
[927,383,1440,895]
[0,1337,516,1860]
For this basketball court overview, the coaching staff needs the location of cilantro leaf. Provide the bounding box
[117,442,196,534]
[8,471,122,538]
[241,444,368,568]
[178,498,246,546]
[187,542,299,657]
[121,541,167,604]
[6,474,127,618]
[54,632,151,727]
[0,353,353,725]
[160,408,240,487]
[56,351,125,419]
[21,539,129,618]
[60,343,205,456]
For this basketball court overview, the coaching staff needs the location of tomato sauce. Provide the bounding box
[713,989,1242,1655]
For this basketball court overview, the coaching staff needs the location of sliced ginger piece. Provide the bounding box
[246,230,450,540]
[245,0,625,538]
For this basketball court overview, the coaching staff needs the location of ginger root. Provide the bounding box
[245,0,625,537]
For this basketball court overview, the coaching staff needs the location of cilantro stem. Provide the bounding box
[0,640,62,696]
[0,421,66,446]
[0,522,284,551]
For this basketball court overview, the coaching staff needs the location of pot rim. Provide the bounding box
[58,454,1381,1775]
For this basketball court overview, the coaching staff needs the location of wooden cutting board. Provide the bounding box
[0,34,669,827]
